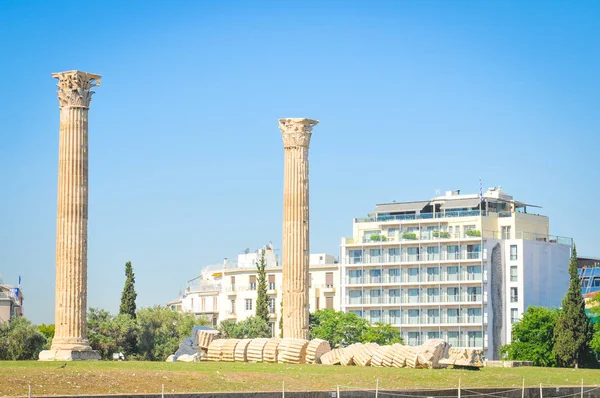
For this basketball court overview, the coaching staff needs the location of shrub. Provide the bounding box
[402,232,417,240]
[0,317,47,360]
[465,229,481,237]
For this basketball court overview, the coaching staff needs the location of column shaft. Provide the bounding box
[52,106,90,350]
[282,146,310,339]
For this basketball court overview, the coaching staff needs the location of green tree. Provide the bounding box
[119,261,137,319]
[217,316,271,339]
[0,317,46,360]
[361,322,403,345]
[500,306,560,367]
[135,306,198,361]
[38,323,55,350]
[309,309,369,348]
[554,245,594,368]
[87,308,138,359]
[255,249,269,323]
[217,320,238,338]
[589,292,600,357]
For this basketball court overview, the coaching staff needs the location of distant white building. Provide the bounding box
[168,245,340,336]
[340,187,572,359]
[0,281,23,325]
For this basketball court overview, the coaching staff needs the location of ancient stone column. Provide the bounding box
[279,118,318,340]
[39,71,101,361]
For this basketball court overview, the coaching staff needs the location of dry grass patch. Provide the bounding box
[0,361,599,397]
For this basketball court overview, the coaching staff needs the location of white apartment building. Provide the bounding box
[340,187,572,359]
[168,245,340,336]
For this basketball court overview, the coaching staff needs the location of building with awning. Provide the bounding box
[342,186,572,360]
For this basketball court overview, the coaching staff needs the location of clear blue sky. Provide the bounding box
[1,0,598,324]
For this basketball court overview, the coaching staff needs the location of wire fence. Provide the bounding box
[23,379,600,398]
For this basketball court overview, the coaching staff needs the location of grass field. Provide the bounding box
[0,361,599,397]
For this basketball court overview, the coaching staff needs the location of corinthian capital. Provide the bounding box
[52,70,101,109]
[279,118,319,148]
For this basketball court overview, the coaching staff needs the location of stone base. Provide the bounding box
[39,349,101,361]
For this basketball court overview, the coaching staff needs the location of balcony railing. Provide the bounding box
[345,252,482,265]
[344,272,484,285]
[352,227,573,247]
[356,210,488,223]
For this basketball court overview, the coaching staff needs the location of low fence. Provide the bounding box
[20,379,600,398]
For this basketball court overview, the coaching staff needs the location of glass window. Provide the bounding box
[427,331,440,339]
[370,310,381,323]
[426,288,439,303]
[408,288,420,303]
[467,286,481,301]
[408,309,419,324]
[407,332,420,346]
[510,245,518,261]
[447,266,459,281]
[447,308,459,322]
[349,250,363,264]
[350,310,362,318]
[446,245,459,260]
[269,298,276,313]
[427,309,439,324]
[468,331,482,348]
[447,331,459,347]
[510,266,518,282]
[447,287,460,301]
[245,299,252,311]
[466,265,481,280]
[502,226,512,239]
[511,308,519,324]
[511,287,518,303]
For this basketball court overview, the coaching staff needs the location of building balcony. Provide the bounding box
[355,210,487,223]
[317,284,336,294]
[343,273,484,286]
[343,252,482,265]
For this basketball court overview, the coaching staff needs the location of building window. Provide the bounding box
[269,298,276,313]
[201,297,206,311]
[407,332,420,346]
[511,308,519,324]
[370,310,381,323]
[510,287,518,303]
[268,274,276,290]
[447,331,459,347]
[510,266,518,282]
[249,275,257,290]
[230,300,236,314]
[245,299,253,311]
[447,308,459,323]
[510,245,518,261]
[326,296,334,309]
[326,272,334,288]
[468,331,483,348]
[502,226,512,240]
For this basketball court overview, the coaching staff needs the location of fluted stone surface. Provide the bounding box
[279,118,318,340]
[40,71,101,361]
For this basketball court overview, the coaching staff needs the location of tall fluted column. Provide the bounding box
[279,118,318,340]
[40,70,101,361]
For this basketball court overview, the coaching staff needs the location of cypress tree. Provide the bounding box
[255,250,269,323]
[554,245,593,368]
[119,261,137,319]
